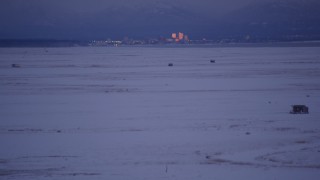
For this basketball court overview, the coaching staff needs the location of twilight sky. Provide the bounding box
[0,0,319,40]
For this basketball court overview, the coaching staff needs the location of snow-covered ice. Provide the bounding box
[0,46,320,179]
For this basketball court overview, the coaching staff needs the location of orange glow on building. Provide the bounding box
[178,32,184,40]
[171,33,177,39]
[170,32,189,43]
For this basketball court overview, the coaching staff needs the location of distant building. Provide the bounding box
[184,35,189,42]
[172,33,177,39]
[170,32,188,43]
[178,32,184,40]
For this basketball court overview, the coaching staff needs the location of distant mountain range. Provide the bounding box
[1,0,320,41]
[214,0,320,41]
[77,0,320,40]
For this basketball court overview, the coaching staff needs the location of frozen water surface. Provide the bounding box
[0,46,320,179]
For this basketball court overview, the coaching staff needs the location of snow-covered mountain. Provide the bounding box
[214,0,320,40]
[86,1,206,38]
[1,0,320,40]
[2,0,206,39]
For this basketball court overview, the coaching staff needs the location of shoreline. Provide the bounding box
[1,40,320,48]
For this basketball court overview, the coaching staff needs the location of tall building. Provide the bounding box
[170,32,189,43]
[178,32,184,40]
[184,35,189,41]
[171,33,177,39]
